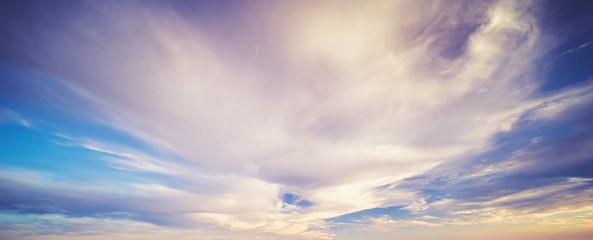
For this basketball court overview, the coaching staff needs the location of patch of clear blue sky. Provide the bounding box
[282,193,314,207]
[1,123,139,184]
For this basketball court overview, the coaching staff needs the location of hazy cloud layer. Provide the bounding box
[1,0,593,239]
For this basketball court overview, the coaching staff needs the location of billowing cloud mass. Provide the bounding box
[1,0,593,239]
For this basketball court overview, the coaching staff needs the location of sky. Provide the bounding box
[1,0,593,239]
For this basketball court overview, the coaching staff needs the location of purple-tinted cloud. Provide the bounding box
[1,0,593,239]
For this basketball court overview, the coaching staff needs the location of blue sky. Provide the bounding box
[1,0,593,239]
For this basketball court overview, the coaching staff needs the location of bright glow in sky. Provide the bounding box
[1,0,593,240]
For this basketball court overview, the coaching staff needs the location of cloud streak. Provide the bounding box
[1,0,593,239]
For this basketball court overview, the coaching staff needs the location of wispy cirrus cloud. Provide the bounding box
[1,0,593,239]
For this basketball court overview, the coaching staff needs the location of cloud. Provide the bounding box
[402,198,430,214]
[0,213,169,237]
[2,0,593,239]
[382,81,593,229]
[0,107,32,127]
[527,81,593,121]
[53,134,182,174]
[3,0,540,182]
[556,40,593,59]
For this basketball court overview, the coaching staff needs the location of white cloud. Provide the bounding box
[0,213,169,236]
[528,81,593,121]
[402,198,430,214]
[556,40,593,59]
[60,135,182,175]
[346,215,443,232]
[9,0,593,237]
[0,107,33,127]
